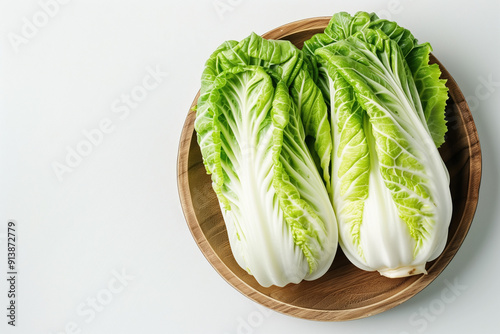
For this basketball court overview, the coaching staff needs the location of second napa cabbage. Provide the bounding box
[304,12,452,277]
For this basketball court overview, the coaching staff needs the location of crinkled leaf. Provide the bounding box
[305,11,448,147]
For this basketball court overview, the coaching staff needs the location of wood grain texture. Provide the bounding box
[177,17,482,321]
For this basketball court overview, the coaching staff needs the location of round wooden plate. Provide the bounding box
[177,17,482,321]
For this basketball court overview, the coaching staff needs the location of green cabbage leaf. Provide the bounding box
[304,11,448,147]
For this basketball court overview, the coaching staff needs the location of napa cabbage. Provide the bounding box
[194,35,337,287]
[310,13,452,277]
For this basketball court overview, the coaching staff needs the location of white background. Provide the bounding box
[0,0,499,333]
